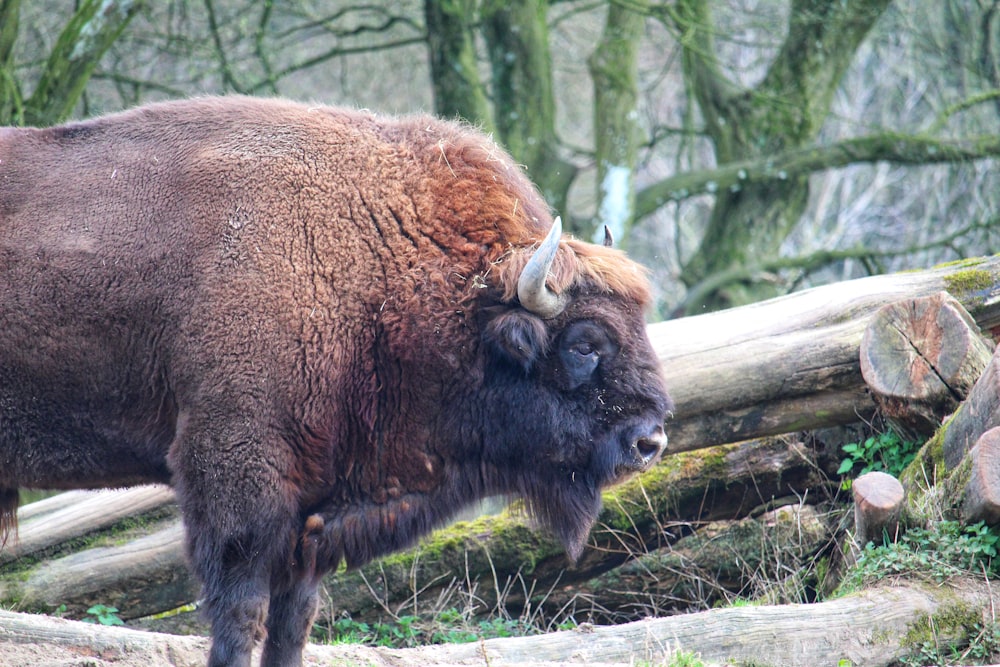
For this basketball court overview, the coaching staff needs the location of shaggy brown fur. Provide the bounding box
[0,96,670,667]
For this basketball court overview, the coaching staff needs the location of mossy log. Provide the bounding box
[1,578,994,667]
[0,436,835,626]
[538,503,831,621]
[859,292,993,440]
[316,436,834,624]
[655,255,1000,453]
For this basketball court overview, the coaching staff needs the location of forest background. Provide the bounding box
[4,0,1000,320]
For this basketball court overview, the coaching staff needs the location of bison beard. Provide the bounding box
[0,96,671,667]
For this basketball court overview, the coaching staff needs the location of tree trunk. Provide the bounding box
[587,0,645,244]
[23,0,144,126]
[423,0,495,130]
[0,578,993,667]
[480,0,576,215]
[860,291,993,440]
[666,0,892,312]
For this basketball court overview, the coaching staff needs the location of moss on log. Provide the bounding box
[319,436,833,623]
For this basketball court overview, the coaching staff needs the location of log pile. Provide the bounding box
[5,256,1000,664]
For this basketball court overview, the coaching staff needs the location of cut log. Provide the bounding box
[0,577,994,667]
[852,471,904,546]
[654,255,1000,453]
[1,521,196,619]
[860,291,993,440]
[960,426,1000,525]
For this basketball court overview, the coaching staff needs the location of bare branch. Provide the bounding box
[636,132,1000,219]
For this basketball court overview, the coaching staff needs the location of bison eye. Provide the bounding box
[558,321,616,390]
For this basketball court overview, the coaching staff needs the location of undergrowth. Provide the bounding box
[840,520,1000,592]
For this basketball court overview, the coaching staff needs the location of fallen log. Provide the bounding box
[0,578,993,667]
[859,292,993,440]
[0,436,836,625]
[540,503,831,621]
[655,255,1000,453]
[0,485,176,564]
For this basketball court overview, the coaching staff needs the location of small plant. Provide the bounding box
[83,604,124,626]
[837,429,920,488]
[901,621,1000,666]
[842,520,1000,589]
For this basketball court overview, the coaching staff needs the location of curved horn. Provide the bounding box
[517,216,568,319]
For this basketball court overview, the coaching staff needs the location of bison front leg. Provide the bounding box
[260,516,326,667]
[169,428,302,666]
[181,506,299,667]
[260,578,321,667]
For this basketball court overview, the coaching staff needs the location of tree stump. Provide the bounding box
[960,427,1000,525]
[860,291,993,441]
[852,471,904,546]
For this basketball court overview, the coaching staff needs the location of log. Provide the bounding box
[899,346,1000,528]
[0,578,994,667]
[540,503,830,621]
[960,426,1000,525]
[0,485,176,564]
[860,292,993,440]
[1,521,197,620]
[852,471,904,546]
[1,436,836,625]
[941,347,1000,470]
[654,255,1000,453]
[315,436,834,624]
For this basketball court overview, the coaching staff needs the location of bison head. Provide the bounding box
[480,218,671,559]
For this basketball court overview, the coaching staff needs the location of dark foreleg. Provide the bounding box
[261,514,327,667]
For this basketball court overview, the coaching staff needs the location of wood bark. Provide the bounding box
[860,291,993,440]
[0,578,993,667]
[655,254,1000,454]
[852,471,904,546]
[960,426,1000,525]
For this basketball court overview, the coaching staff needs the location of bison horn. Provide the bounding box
[517,216,568,319]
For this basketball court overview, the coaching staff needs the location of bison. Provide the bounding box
[0,96,671,666]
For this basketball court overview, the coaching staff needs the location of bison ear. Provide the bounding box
[483,310,549,372]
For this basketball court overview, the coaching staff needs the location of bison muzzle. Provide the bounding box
[0,96,671,667]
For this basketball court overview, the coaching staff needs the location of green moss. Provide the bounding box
[934,257,987,271]
[944,267,993,295]
[902,602,981,651]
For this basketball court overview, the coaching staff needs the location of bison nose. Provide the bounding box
[634,425,667,468]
